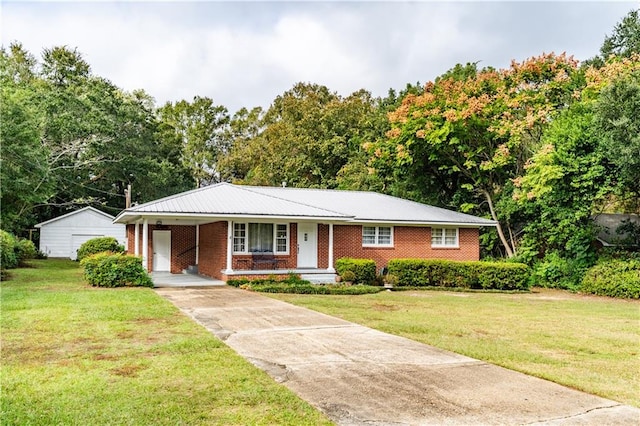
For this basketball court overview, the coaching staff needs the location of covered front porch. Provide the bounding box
[126,217,338,281]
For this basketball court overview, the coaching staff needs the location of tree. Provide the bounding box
[159,96,230,187]
[370,53,581,257]
[600,9,640,59]
[593,66,640,212]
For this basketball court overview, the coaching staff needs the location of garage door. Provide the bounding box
[70,234,104,260]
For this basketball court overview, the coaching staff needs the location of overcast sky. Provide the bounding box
[2,1,637,113]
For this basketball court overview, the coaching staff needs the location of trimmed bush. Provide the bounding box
[1,230,18,270]
[580,259,640,299]
[387,258,530,291]
[81,252,153,288]
[15,238,37,265]
[243,282,382,295]
[76,237,124,261]
[335,257,376,285]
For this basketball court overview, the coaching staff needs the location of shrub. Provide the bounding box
[580,259,640,298]
[529,252,587,290]
[15,238,37,265]
[1,230,18,270]
[387,258,530,291]
[76,237,124,261]
[244,282,382,295]
[335,257,376,285]
[81,252,153,288]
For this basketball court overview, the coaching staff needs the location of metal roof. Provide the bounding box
[114,183,495,226]
[36,206,115,228]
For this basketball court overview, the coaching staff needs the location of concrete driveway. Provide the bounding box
[156,287,640,425]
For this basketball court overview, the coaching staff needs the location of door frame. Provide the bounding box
[297,222,317,268]
[152,230,171,272]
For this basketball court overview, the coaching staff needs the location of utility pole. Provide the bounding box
[125,184,132,209]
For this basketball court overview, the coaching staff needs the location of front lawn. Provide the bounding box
[1,259,331,425]
[271,289,640,408]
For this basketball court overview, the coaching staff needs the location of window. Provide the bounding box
[431,228,458,247]
[233,222,289,254]
[362,226,393,247]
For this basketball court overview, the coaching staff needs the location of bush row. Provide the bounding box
[1,230,38,272]
[580,259,640,299]
[335,257,377,284]
[81,252,153,288]
[77,236,124,261]
[386,258,530,291]
[240,282,383,295]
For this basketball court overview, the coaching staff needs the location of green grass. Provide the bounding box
[1,259,331,425]
[270,289,640,408]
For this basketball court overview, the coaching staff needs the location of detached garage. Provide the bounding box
[35,207,126,260]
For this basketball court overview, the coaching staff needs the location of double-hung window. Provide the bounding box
[362,226,393,247]
[431,227,458,248]
[233,223,289,254]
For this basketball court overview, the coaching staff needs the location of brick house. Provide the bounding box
[113,183,495,281]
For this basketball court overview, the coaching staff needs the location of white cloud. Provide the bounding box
[2,1,636,113]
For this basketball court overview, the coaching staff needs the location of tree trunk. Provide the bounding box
[482,190,515,258]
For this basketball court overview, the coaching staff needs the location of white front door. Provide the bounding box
[152,230,171,272]
[297,222,317,268]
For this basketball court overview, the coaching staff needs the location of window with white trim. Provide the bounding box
[233,222,289,254]
[431,227,459,247]
[362,226,393,247]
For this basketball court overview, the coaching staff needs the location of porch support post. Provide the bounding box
[195,224,199,265]
[142,218,149,272]
[327,223,335,272]
[225,220,233,274]
[134,221,140,256]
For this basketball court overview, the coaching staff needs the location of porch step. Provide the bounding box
[300,273,337,284]
[183,265,199,275]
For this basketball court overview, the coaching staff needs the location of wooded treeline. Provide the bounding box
[2,9,639,285]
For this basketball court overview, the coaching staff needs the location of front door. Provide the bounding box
[297,222,317,268]
[152,230,171,272]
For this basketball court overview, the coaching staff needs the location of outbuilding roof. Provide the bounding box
[35,206,115,228]
[113,183,495,226]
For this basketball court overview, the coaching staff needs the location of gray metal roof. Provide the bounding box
[114,183,495,226]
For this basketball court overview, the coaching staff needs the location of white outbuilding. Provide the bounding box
[35,207,126,260]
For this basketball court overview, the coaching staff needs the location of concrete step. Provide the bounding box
[300,273,337,284]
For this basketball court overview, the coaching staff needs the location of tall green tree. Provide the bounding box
[159,96,230,187]
[370,53,581,257]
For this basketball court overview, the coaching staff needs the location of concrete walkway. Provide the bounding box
[156,287,640,425]
[151,272,225,288]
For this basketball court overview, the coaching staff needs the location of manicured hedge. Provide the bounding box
[76,237,124,261]
[386,259,530,291]
[335,257,377,284]
[81,252,153,288]
[580,259,640,299]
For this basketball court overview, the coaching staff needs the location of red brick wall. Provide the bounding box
[318,224,329,269]
[333,225,479,271]
[198,221,228,279]
[169,226,196,274]
[126,224,135,253]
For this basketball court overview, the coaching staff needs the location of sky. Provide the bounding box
[2,1,638,113]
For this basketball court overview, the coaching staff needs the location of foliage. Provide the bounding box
[601,9,640,60]
[227,273,309,287]
[580,259,640,298]
[593,65,640,211]
[370,54,581,257]
[528,252,588,290]
[81,252,152,287]
[76,236,124,261]
[242,282,382,295]
[159,96,230,186]
[335,257,377,285]
[14,238,37,266]
[386,258,530,291]
[1,230,18,270]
